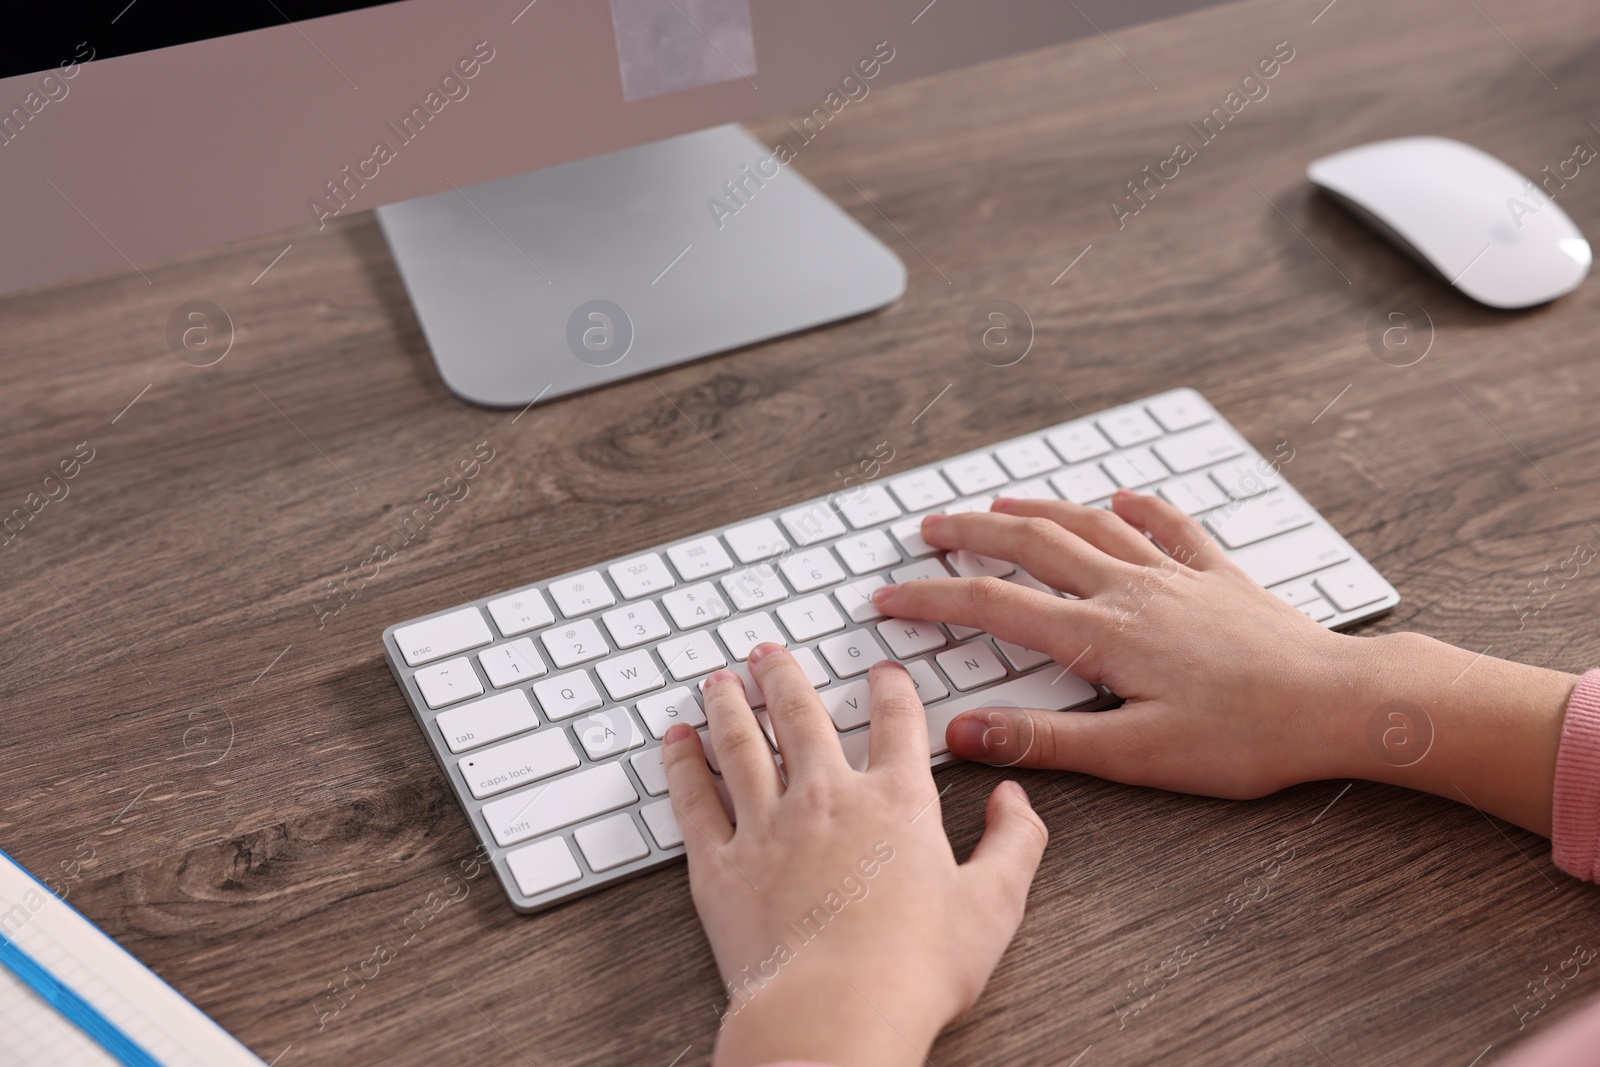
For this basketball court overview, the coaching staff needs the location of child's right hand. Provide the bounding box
[871,490,1576,833]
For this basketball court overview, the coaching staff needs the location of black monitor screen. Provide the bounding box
[0,2,406,81]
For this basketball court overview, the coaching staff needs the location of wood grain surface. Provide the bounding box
[2,0,1598,1064]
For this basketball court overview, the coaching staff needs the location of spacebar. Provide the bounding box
[925,669,1098,756]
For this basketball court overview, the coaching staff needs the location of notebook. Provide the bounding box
[0,848,266,1067]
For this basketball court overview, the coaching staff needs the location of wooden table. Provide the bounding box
[3,0,1597,1063]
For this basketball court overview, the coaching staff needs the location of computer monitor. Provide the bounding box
[2,1,1220,407]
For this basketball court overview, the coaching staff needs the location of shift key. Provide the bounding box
[481,763,638,847]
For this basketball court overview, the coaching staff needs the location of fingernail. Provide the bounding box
[664,723,694,745]
[870,584,897,605]
[705,669,740,688]
[948,715,994,758]
[748,642,783,664]
[1114,488,1135,499]
[992,496,1015,512]
[921,513,945,529]
[870,658,910,675]
[1002,779,1029,804]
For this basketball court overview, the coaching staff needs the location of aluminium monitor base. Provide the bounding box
[376,124,907,409]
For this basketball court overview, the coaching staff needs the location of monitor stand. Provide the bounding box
[376,124,906,409]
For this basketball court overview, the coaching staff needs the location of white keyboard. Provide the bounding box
[381,388,1398,912]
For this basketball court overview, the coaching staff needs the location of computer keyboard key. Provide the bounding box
[996,638,1052,672]
[944,494,997,516]
[414,657,484,709]
[718,612,786,660]
[630,748,670,796]
[905,659,950,704]
[943,455,1009,496]
[839,728,872,771]
[924,670,1098,756]
[949,623,983,640]
[485,591,554,639]
[1159,472,1228,515]
[1298,598,1337,622]
[532,670,604,720]
[667,536,734,580]
[1153,424,1243,474]
[1228,527,1349,588]
[948,550,1016,579]
[1314,563,1389,612]
[1046,423,1113,464]
[1008,477,1057,500]
[460,728,581,800]
[640,799,683,848]
[836,485,902,529]
[662,583,730,629]
[1051,463,1118,504]
[602,600,671,649]
[820,630,892,677]
[877,619,947,658]
[835,576,889,623]
[1145,393,1211,432]
[780,548,846,592]
[575,813,651,872]
[1270,577,1322,607]
[1206,492,1312,549]
[505,837,583,897]
[890,558,950,585]
[781,502,847,546]
[483,762,639,847]
[479,639,547,688]
[636,686,706,738]
[1211,459,1280,499]
[573,708,646,760]
[722,567,789,611]
[725,519,789,564]
[791,647,830,687]
[549,572,616,617]
[609,553,675,599]
[777,595,846,642]
[836,531,901,576]
[936,641,1008,691]
[1098,408,1164,447]
[657,630,726,680]
[435,689,539,753]
[395,608,494,666]
[995,439,1061,479]
[1102,447,1165,489]
[596,649,666,701]
[542,618,609,668]
[823,679,873,731]
[890,517,938,558]
[889,471,957,512]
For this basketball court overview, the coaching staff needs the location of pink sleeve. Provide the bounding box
[1496,669,1600,1067]
[1551,669,1600,881]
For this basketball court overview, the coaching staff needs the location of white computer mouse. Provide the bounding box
[1308,136,1591,309]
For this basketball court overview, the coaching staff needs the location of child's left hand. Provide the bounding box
[663,644,1048,1067]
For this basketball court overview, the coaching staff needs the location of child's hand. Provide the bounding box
[870,490,1367,798]
[871,490,1575,834]
[663,645,1048,1067]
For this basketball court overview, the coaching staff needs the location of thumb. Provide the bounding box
[963,780,1049,922]
[947,704,1154,776]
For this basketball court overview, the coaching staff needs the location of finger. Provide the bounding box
[865,660,935,774]
[945,703,1158,774]
[991,496,1166,568]
[961,781,1048,926]
[918,511,1130,596]
[700,668,783,814]
[662,723,733,850]
[872,578,1101,680]
[1110,489,1237,572]
[748,643,847,776]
